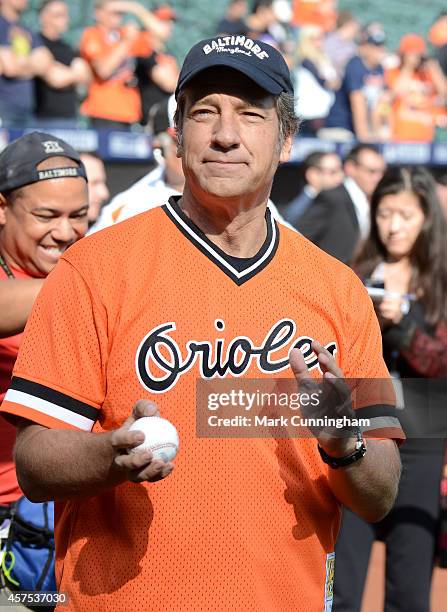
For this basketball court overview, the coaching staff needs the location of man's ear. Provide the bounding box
[306,166,319,187]
[279,135,293,164]
[343,159,354,177]
[0,192,8,227]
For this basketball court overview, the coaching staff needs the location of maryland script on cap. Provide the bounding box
[175,36,294,97]
[202,36,270,60]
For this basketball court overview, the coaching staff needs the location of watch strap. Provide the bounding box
[318,430,367,469]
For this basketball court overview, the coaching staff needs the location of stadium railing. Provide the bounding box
[1,127,446,165]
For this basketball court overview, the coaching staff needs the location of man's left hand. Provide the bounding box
[289,341,358,457]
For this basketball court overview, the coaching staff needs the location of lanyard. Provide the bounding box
[0,252,15,279]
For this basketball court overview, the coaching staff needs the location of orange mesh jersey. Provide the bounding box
[1,198,403,611]
[0,264,30,505]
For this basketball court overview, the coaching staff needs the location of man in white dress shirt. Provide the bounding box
[296,144,386,263]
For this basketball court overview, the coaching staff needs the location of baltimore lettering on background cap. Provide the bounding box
[0,132,87,193]
[175,36,294,99]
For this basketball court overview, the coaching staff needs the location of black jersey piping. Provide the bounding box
[162,196,280,286]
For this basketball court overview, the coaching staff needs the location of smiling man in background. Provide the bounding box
[0,132,88,513]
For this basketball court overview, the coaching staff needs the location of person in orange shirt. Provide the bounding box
[429,12,447,48]
[1,37,403,611]
[80,0,172,128]
[384,34,447,142]
[291,0,337,33]
[135,5,179,126]
[0,132,88,508]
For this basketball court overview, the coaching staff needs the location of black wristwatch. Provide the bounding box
[318,429,367,469]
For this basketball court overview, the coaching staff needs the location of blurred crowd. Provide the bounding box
[3,0,447,142]
[0,0,178,129]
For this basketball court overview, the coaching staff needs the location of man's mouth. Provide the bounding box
[38,245,68,259]
[204,157,247,165]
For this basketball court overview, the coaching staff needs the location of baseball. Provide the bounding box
[128,416,179,462]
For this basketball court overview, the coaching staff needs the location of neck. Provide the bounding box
[0,245,18,275]
[178,187,269,257]
[359,51,376,70]
[1,5,20,22]
[385,255,411,267]
[401,63,416,74]
[345,176,366,195]
[383,256,413,292]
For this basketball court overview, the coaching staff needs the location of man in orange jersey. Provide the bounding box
[1,36,403,611]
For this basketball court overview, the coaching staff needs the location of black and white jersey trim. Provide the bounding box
[354,404,401,420]
[163,197,279,285]
[353,404,403,436]
[5,377,98,431]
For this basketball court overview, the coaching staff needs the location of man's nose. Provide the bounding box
[51,218,76,242]
[101,184,110,203]
[212,111,241,149]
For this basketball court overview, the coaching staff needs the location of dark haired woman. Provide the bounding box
[333,166,447,612]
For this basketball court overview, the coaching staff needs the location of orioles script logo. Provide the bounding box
[136,319,337,394]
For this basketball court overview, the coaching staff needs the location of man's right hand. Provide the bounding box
[112,400,174,483]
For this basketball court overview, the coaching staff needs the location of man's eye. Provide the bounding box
[34,214,54,221]
[192,109,213,118]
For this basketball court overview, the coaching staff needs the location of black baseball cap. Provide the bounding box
[0,131,87,193]
[360,24,386,46]
[175,36,294,99]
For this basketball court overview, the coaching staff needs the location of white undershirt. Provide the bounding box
[343,177,370,240]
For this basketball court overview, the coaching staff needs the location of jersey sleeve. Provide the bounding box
[80,28,104,63]
[343,272,405,442]
[0,258,108,432]
[344,57,365,94]
[130,31,153,57]
[31,31,44,50]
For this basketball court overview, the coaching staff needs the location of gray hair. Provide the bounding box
[174,90,300,151]
[275,92,300,147]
